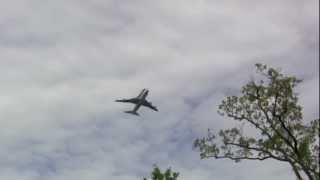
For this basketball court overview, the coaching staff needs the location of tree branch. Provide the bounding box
[272,89,300,154]
[225,142,288,162]
[207,155,273,161]
[254,85,297,154]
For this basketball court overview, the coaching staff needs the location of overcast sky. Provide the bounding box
[0,0,318,180]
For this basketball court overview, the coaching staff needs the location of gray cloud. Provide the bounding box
[0,0,318,180]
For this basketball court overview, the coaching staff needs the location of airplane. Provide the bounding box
[115,89,158,116]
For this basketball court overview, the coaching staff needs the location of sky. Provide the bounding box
[0,0,318,180]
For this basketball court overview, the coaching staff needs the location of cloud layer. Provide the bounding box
[0,0,318,180]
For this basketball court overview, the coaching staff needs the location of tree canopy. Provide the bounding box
[194,64,319,180]
[143,165,179,180]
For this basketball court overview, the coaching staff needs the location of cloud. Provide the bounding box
[0,0,318,180]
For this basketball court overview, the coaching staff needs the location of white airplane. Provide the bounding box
[115,89,158,116]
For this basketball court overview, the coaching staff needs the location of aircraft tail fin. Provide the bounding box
[124,111,139,116]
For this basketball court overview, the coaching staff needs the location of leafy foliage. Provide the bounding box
[143,165,179,180]
[194,64,319,180]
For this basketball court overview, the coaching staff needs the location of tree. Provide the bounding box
[194,64,319,180]
[143,165,179,180]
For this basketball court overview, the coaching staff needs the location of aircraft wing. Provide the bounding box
[132,103,141,112]
[141,89,149,99]
[136,89,147,99]
[142,100,158,111]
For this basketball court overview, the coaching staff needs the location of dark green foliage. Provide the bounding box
[194,64,319,180]
[143,165,179,180]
